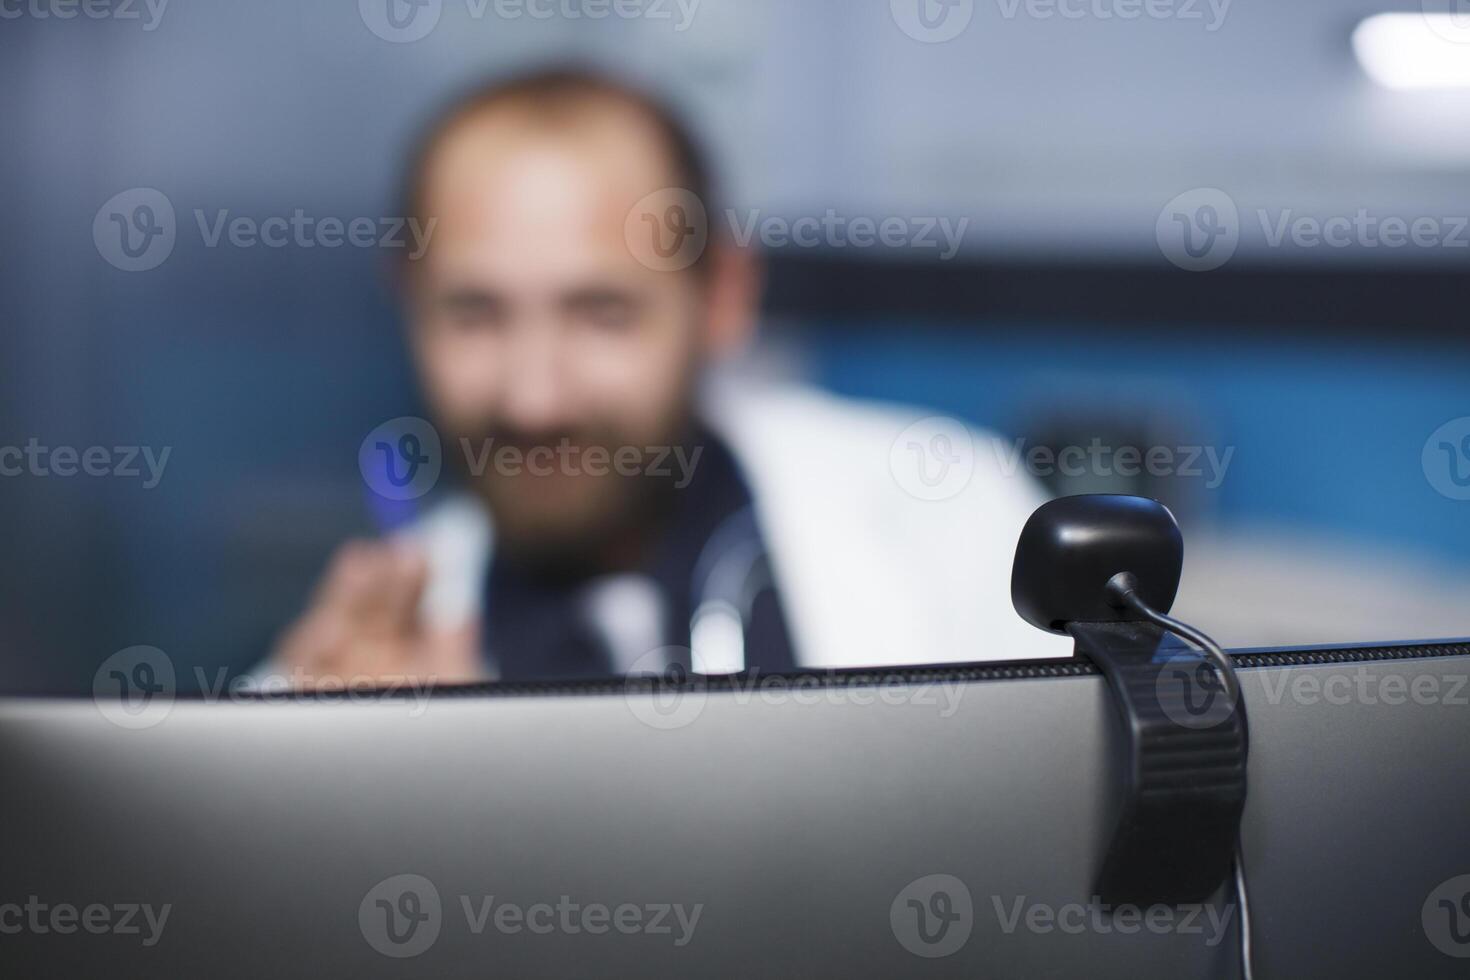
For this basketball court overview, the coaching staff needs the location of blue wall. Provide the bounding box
[810,323,1470,565]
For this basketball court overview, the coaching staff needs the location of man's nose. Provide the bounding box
[499,323,573,434]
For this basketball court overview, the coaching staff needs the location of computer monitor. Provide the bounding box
[2,638,1468,977]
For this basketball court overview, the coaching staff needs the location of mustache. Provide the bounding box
[458,426,614,455]
[449,426,632,481]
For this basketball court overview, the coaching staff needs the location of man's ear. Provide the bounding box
[702,238,765,360]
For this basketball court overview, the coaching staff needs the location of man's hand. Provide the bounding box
[272,540,483,689]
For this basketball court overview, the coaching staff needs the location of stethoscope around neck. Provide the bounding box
[687,506,774,676]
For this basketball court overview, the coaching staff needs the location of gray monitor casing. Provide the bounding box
[2,640,1469,977]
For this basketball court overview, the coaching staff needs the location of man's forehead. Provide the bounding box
[420,107,682,227]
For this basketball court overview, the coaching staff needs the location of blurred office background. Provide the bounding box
[3,0,1470,692]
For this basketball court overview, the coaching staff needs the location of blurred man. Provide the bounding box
[270,68,1067,686]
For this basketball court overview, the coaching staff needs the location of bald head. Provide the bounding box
[402,69,716,274]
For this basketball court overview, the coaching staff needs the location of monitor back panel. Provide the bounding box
[2,644,1468,978]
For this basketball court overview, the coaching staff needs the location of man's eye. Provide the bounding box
[573,298,637,331]
[438,296,506,331]
[451,310,502,332]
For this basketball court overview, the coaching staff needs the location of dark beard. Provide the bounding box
[450,423,696,585]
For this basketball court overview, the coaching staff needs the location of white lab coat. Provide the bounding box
[405,382,1073,670]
